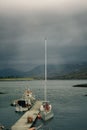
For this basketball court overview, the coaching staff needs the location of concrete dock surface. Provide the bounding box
[11,100,42,130]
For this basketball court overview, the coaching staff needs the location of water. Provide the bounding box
[0,80,87,130]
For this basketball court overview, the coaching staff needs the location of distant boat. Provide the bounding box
[14,88,35,112]
[40,39,54,121]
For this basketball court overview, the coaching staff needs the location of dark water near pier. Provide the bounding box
[0,80,87,130]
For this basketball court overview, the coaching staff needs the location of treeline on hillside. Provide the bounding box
[49,71,87,80]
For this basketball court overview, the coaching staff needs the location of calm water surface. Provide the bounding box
[0,80,87,130]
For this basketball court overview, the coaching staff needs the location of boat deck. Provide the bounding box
[11,100,43,130]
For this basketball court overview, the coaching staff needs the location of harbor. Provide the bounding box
[11,100,43,130]
[1,80,87,130]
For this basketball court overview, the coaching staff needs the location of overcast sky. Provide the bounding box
[0,0,87,71]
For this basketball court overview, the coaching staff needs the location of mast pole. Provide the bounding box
[45,38,47,101]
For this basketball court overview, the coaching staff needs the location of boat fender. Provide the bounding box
[37,113,42,119]
[27,116,33,123]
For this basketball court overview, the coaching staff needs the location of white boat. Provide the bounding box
[15,88,36,112]
[40,39,54,121]
[40,101,54,121]
[11,88,35,106]
[15,99,31,112]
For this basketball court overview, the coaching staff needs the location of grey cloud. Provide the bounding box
[0,9,87,70]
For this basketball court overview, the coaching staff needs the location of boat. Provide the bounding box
[40,101,54,121]
[15,99,31,112]
[14,88,36,112]
[0,124,4,130]
[40,39,54,121]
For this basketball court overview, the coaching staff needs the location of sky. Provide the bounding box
[0,0,87,71]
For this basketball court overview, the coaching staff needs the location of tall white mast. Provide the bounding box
[44,39,47,101]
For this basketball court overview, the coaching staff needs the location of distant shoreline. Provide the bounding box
[0,78,34,81]
[0,92,6,94]
[73,84,87,87]
[0,77,87,81]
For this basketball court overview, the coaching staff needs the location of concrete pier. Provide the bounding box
[11,100,42,130]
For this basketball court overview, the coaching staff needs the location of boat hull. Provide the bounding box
[15,106,29,112]
[40,110,54,121]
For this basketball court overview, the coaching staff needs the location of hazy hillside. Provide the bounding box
[0,68,24,78]
[0,62,87,79]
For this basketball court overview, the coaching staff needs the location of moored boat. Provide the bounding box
[40,101,54,121]
[15,88,36,112]
[15,99,32,112]
[11,88,35,112]
[40,39,54,121]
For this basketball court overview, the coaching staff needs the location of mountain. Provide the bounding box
[26,63,87,79]
[0,68,24,78]
[0,62,87,79]
[24,65,45,78]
